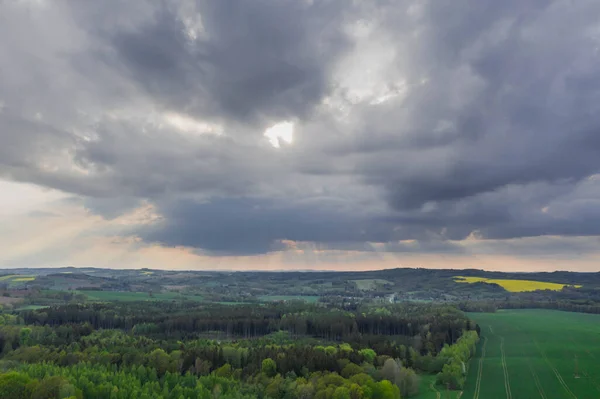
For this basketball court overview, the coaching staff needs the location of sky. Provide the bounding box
[1,0,600,272]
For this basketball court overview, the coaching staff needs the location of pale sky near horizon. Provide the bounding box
[2,1,600,272]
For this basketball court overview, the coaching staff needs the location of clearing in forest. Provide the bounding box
[352,279,393,290]
[80,290,204,302]
[463,309,600,399]
[258,295,320,303]
[453,276,580,292]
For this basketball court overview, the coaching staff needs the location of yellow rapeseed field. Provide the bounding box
[12,277,35,282]
[0,275,36,282]
[454,276,581,292]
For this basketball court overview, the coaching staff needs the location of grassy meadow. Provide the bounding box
[462,309,600,399]
[258,295,320,303]
[81,290,204,302]
[454,276,581,292]
[352,279,393,290]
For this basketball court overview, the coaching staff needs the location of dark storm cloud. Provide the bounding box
[1,0,600,258]
[139,197,392,256]
[95,0,350,125]
[353,0,600,210]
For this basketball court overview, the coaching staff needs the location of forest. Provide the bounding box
[0,300,478,398]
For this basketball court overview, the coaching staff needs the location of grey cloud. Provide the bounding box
[2,0,600,259]
[94,0,351,125]
[82,197,143,220]
[384,179,600,241]
[139,197,394,256]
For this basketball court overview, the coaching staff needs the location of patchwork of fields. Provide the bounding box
[463,310,600,399]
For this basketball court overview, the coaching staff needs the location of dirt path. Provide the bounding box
[499,336,513,399]
[472,336,487,399]
[430,381,441,399]
[526,359,547,399]
[533,339,577,399]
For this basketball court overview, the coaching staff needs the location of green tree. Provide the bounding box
[359,349,376,363]
[372,380,400,399]
[214,364,233,378]
[342,363,363,379]
[380,359,401,385]
[396,368,419,398]
[0,372,36,399]
[333,386,351,399]
[262,358,277,378]
[19,328,32,347]
[147,348,173,376]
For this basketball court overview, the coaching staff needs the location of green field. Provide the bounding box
[80,290,204,302]
[258,295,320,303]
[352,279,393,290]
[15,305,50,311]
[463,310,600,399]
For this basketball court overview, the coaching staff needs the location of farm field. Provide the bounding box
[80,290,204,302]
[0,274,36,285]
[15,305,49,311]
[454,276,581,292]
[258,295,320,303]
[463,309,600,399]
[352,279,393,290]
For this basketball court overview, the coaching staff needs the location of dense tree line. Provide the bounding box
[0,302,483,398]
[20,303,472,355]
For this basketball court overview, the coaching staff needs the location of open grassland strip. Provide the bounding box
[533,338,577,399]
[472,336,487,399]
[499,336,512,399]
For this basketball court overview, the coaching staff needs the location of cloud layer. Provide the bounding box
[2,0,600,269]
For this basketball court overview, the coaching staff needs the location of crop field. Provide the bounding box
[11,277,35,282]
[258,295,320,303]
[454,276,581,292]
[80,290,204,302]
[463,309,600,399]
[0,274,35,283]
[352,279,393,290]
[15,305,50,311]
